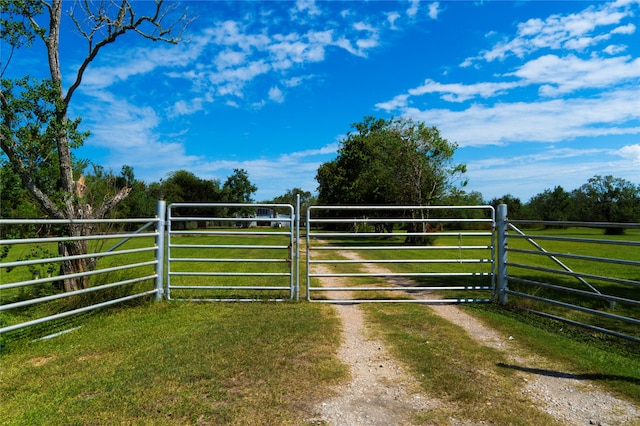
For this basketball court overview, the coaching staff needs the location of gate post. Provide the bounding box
[295,194,301,300]
[496,204,508,304]
[155,200,166,301]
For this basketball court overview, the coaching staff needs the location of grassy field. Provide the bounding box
[0,302,346,425]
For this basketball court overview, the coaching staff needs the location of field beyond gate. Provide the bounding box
[166,203,297,301]
[306,205,495,303]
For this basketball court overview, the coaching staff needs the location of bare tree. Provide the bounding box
[0,0,190,291]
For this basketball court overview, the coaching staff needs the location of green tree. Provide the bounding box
[316,116,466,242]
[223,168,257,203]
[0,0,188,291]
[269,187,316,222]
[317,117,465,206]
[524,186,571,224]
[153,169,223,218]
[489,194,522,219]
[573,175,640,234]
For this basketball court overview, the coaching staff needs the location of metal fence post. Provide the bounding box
[155,200,166,301]
[295,194,301,301]
[496,203,508,304]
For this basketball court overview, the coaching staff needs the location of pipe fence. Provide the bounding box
[0,201,165,337]
[496,205,640,343]
[2,202,638,343]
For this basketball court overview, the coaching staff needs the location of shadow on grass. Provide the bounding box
[496,362,640,384]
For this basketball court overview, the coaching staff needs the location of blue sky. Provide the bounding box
[7,0,640,202]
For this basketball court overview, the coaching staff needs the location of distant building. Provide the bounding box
[251,207,291,228]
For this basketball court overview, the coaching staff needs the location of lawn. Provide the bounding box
[0,302,346,425]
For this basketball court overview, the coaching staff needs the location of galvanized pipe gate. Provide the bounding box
[305,205,496,303]
[164,202,496,303]
[166,202,298,301]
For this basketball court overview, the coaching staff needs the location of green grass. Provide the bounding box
[0,302,346,425]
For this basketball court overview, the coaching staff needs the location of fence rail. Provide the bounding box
[498,210,640,343]
[0,203,165,336]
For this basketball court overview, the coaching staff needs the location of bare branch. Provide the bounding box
[94,186,132,219]
[64,0,191,105]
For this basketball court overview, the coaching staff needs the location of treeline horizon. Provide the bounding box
[2,161,638,229]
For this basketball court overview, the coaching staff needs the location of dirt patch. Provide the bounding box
[310,250,640,425]
[29,356,55,367]
[309,266,439,425]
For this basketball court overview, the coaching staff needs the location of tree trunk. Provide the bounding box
[58,214,96,292]
[405,208,434,245]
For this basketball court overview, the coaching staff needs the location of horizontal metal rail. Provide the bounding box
[0,218,157,225]
[313,298,493,304]
[170,230,291,236]
[311,217,492,223]
[309,245,492,251]
[306,205,495,303]
[309,286,492,291]
[522,310,640,344]
[308,231,493,238]
[1,231,157,246]
[507,262,640,287]
[170,258,289,263]
[169,271,290,277]
[1,275,157,311]
[506,276,640,307]
[0,260,158,290]
[509,219,640,229]
[310,259,492,264]
[169,244,288,250]
[504,289,640,327]
[170,285,290,291]
[506,233,640,247]
[507,248,640,267]
[309,272,492,277]
[0,246,156,270]
[0,290,158,335]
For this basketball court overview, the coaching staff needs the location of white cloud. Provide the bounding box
[428,2,441,20]
[189,143,339,200]
[268,86,285,103]
[407,0,420,18]
[407,79,521,102]
[511,54,640,96]
[387,12,401,29]
[399,87,640,147]
[291,0,322,18]
[464,1,637,65]
[376,94,409,112]
[604,44,628,55]
[463,144,640,201]
[611,23,636,34]
[613,144,640,164]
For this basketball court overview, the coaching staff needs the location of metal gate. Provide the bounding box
[166,203,298,301]
[306,205,495,303]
